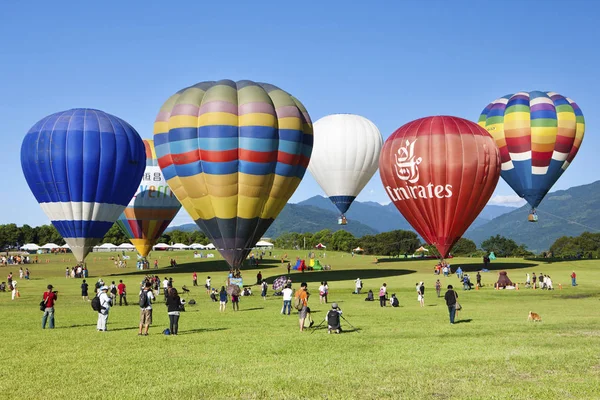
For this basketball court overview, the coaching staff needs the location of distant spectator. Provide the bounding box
[571,271,577,286]
[41,284,57,329]
[81,280,89,301]
[444,285,458,324]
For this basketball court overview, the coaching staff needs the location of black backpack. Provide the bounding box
[327,310,340,327]
[111,286,117,295]
[91,296,102,312]
[139,291,150,308]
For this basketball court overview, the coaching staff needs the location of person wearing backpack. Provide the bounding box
[109,281,117,306]
[81,280,89,302]
[138,282,155,336]
[295,282,313,332]
[326,303,343,334]
[41,284,57,329]
[96,286,112,332]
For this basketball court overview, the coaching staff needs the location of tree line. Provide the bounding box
[0,222,560,258]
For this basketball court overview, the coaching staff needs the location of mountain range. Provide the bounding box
[167,180,600,252]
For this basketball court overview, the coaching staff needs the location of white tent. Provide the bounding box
[59,243,70,249]
[205,243,216,250]
[190,243,206,250]
[255,240,274,248]
[117,243,135,249]
[414,246,429,253]
[153,243,171,251]
[93,243,118,252]
[41,243,60,250]
[353,247,364,253]
[315,243,326,249]
[20,243,40,251]
[171,243,190,250]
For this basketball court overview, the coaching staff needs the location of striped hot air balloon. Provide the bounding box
[20,109,146,263]
[478,91,585,219]
[116,140,182,258]
[154,79,313,269]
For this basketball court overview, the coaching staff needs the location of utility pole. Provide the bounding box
[303,237,306,250]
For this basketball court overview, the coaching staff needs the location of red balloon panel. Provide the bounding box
[380,116,500,258]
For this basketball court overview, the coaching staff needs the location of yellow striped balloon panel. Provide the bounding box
[478,91,584,208]
[154,80,313,269]
[116,139,182,257]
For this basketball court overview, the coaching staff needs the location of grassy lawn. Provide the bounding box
[0,250,599,399]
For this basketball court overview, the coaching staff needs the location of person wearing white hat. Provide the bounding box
[97,286,112,331]
[11,280,18,300]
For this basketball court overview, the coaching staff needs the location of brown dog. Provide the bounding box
[528,311,542,322]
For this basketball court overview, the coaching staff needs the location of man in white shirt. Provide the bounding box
[162,277,169,298]
[281,284,293,315]
[97,286,111,331]
[355,278,362,294]
[139,282,155,336]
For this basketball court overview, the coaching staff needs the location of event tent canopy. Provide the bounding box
[117,243,135,249]
[41,243,60,249]
[152,243,171,250]
[255,240,274,248]
[59,243,70,249]
[353,247,364,252]
[205,243,216,250]
[171,243,190,250]
[190,243,205,249]
[20,243,40,251]
[415,246,429,253]
[315,243,326,249]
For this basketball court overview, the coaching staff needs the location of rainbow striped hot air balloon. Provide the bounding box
[154,79,313,269]
[478,91,585,220]
[116,140,182,258]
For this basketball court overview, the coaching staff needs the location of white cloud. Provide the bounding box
[487,195,526,207]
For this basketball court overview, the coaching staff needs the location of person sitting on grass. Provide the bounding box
[365,290,374,301]
[390,293,399,307]
[327,303,343,334]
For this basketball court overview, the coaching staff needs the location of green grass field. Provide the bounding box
[0,250,599,399]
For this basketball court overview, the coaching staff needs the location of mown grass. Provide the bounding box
[0,250,599,399]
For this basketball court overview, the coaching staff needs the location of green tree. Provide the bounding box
[451,238,477,256]
[331,230,356,252]
[20,224,38,244]
[311,229,333,248]
[481,235,520,256]
[103,223,128,245]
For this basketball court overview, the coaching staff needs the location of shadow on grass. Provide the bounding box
[454,319,472,324]
[179,327,228,335]
[110,258,283,278]
[109,326,139,332]
[59,323,96,329]
[238,307,264,312]
[265,268,416,284]
[452,262,539,273]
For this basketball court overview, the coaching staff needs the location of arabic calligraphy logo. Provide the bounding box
[394,139,422,183]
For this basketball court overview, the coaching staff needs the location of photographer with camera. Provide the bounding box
[96,286,112,332]
[327,303,343,334]
[41,284,57,329]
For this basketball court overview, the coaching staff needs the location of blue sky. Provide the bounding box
[1,0,598,227]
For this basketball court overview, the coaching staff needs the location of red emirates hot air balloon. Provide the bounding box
[380,116,500,258]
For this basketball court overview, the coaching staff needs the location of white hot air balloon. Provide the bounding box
[308,114,383,224]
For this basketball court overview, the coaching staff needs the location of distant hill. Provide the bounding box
[465,181,600,252]
[165,182,600,252]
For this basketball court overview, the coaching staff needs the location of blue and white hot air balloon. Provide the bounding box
[308,114,383,224]
[20,109,146,263]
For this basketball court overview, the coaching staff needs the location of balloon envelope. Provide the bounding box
[154,79,313,269]
[21,109,146,262]
[116,139,182,257]
[308,114,383,216]
[380,116,500,258]
[478,91,585,209]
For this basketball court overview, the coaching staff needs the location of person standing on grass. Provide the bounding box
[261,280,268,300]
[532,273,537,289]
[379,283,387,307]
[281,284,293,315]
[296,282,313,332]
[526,273,531,288]
[287,262,291,275]
[219,286,228,312]
[355,278,362,294]
[109,281,117,305]
[65,267,69,279]
[256,271,262,285]
[97,286,111,332]
[19,267,23,279]
[162,277,169,298]
[192,272,198,287]
[206,276,211,294]
[571,271,577,286]
[118,280,128,306]
[231,291,240,311]
[41,284,57,329]
[11,280,18,300]
[81,280,89,301]
[418,282,425,307]
[138,282,155,336]
[476,272,482,287]
[444,285,458,324]
[319,281,326,304]
[435,279,441,297]
[166,288,183,335]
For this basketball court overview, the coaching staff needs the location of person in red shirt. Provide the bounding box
[42,284,57,329]
[571,271,577,286]
[192,272,198,287]
[117,280,128,306]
